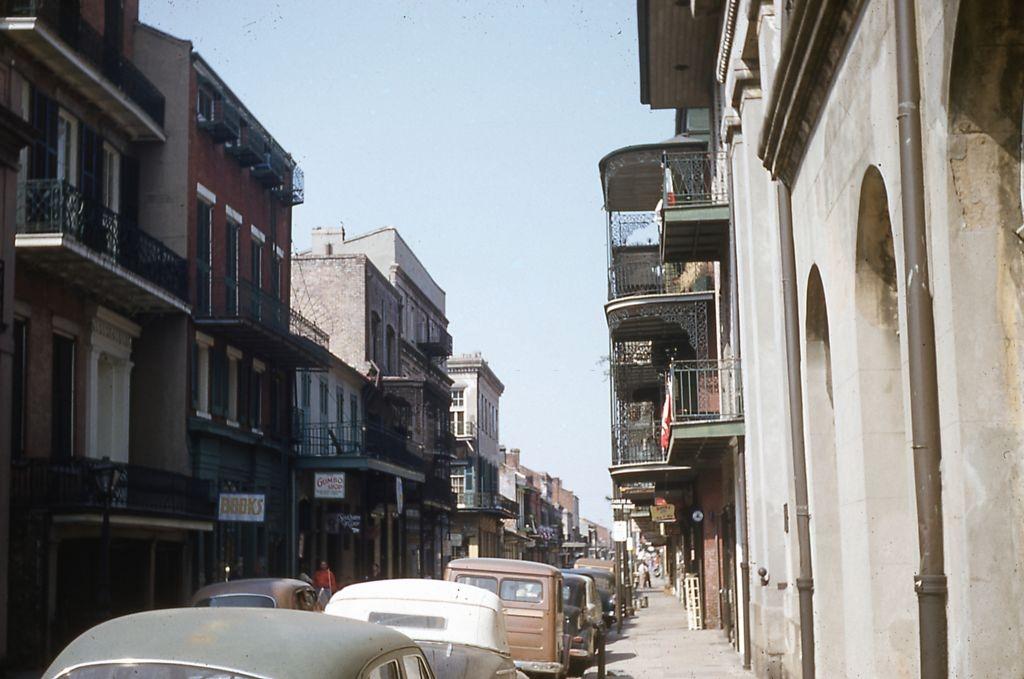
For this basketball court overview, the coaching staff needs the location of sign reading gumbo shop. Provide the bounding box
[218,493,266,522]
[315,472,346,499]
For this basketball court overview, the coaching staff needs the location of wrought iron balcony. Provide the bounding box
[2,0,165,128]
[671,358,743,422]
[453,420,476,439]
[662,151,728,207]
[611,411,667,467]
[456,491,518,517]
[293,420,424,472]
[16,179,187,301]
[226,124,265,166]
[273,166,304,206]
[195,277,329,368]
[198,97,240,144]
[608,257,714,301]
[251,150,285,188]
[416,319,453,358]
[11,456,215,519]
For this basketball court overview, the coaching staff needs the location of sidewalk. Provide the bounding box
[583,584,754,679]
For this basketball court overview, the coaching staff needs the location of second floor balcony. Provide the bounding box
[292,420,425,480]
[11,456,215,521]
[660,150,730,263]
[1,0,165,139]
[416,318,453,358]
[666,358,744,466]
[456,491,518,518]
[195,277,329,369]
[15,178,188,313]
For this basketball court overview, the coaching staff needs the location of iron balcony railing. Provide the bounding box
[17,179,187,300]
[197,277,329,350]
[671,358,743,422]
[198,97,241,144]
[273,165,304,206]
[456,491,518,516]
[11,456,215,519]
[607,258,715,300]
[3,1,165,126]
[251,150,285,188]
[453,420,476,438]
[416,319,453,358]
[226,123,265,166]
[662,151,729,207]
[293,420,424,471]
[611,420,666,467]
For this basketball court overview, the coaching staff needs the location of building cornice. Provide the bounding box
[758,0,867,185]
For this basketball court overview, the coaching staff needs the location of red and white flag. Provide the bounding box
[660,372,673,451]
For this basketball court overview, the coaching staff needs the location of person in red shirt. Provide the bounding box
[311,561,337,593]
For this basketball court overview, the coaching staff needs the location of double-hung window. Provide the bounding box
[196,201,213,314]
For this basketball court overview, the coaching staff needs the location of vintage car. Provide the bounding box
[42,607,435,679]
[562,567,616,628]
[326,579,526,679]
[190,577,321,611]
[446,558,566,678]
[572,558,613,573]
[561,573,605,677]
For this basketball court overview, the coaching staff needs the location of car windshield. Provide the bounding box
[193,594,276,608]
[57,662,262,679]
[499,578,544,603]
[454,575,498,594]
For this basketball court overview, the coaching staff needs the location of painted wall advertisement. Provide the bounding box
[218,493,265,522]
[314,472,346,499]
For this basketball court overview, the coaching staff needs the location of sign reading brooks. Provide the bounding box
[218,493,266,522]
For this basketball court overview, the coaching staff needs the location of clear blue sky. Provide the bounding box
[141,0,673,525]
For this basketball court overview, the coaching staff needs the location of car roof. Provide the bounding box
[43,608,419,679]
[447,557,562,577]
[190,577,312,602]
[331,579,503,611]
[562,573,592,587]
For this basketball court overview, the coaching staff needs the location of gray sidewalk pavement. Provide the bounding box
[583,583,754,679]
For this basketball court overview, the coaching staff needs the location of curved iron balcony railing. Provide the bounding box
[17,179,187,300]
[3,1,165,126]
[671,358,743,422]
[607,259,714,301]
[662,151,729,206]
[456,491,518,516]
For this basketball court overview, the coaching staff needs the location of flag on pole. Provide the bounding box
[660,370,673,451]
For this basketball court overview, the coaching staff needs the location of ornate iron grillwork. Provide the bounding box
[609,211,659,248]
[607,297,711,359]
[274,165,304,206]
[198,97,241,143]
[197,277,329,350]
[608,257,714,300]
[662,151,729,206]
[17,179,187,300]
[671,359,743,422]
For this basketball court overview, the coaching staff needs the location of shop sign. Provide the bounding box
[326,513,361,534]
[218,493,265,523]
[651,504,676,523]
[631,507,651,518]
[314,472,346,499]
[613,520,629,542]
[450,533,463,547]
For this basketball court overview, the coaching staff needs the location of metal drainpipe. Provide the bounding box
[775,181,815,679]
[738,443,752,669]
[892,0,948,676]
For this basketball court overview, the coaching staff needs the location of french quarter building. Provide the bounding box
[600,0,746,652]
[447,352,517,559]
[628,0,1024,677]
[134,25,329,585]
[292,226,455,579]
[2,0,214,666]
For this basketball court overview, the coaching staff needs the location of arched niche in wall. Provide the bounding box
[803,264,845,677]
[853,166,916,677]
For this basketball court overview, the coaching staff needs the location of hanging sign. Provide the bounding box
[326,513,361,534]
[651,504,676,523]
[218,493,265,522]
[314,472,346,499]
[613,520,629,542]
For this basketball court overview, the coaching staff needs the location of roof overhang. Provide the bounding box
[637,0,722,110]
[0,18,165,141]
[667,419,743,467]
[661,203,731,262]
[599,137,707,212]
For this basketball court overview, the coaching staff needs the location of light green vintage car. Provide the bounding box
[43,607,435,679]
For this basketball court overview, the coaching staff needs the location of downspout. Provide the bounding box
[892,0,948,676]
[738,443,752,669]
[775,181,815,679]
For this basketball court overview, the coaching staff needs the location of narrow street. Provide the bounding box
[585,581,753,679]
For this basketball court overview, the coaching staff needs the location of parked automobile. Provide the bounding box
[446,558,567,678]
[42,607,435,679]
[573,558,613,572]
[190,577,321,611]
[326,578,527,679]
[561,572,606,677]
[563,567,616,627]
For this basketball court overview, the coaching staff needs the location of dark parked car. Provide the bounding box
[563,567,616,627]
[190,577,321,611]
[561,573,605,677]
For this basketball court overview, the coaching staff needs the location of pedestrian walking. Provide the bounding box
[312,560,337,593]
[636,560,650,590]
[642,560,652,589]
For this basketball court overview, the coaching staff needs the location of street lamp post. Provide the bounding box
[93,458,123,623]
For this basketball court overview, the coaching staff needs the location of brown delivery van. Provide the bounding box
[446,558,566,678]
